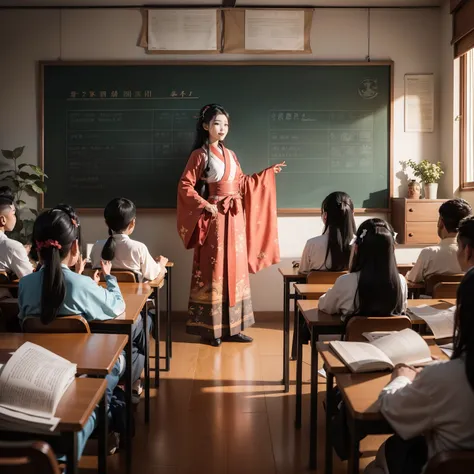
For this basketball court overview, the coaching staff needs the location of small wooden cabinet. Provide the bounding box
[391,198,446,244]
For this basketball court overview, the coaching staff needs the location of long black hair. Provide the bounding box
[32,206,80,325]
[101,198,136,261]
[452,267,474,390]
[320,191,356,271]
[351,218,403,316]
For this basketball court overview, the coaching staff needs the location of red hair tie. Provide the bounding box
[36,239,62,250]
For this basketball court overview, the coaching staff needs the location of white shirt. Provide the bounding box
[300,234,332,272]
[367,358,474,473]
[90,234,163,283]
[318,271,408,315]
[0,232,33,278]
[406,237,462,283]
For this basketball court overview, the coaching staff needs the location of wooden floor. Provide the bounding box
[82,321,382,474]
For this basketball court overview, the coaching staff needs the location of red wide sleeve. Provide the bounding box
[176,149,212,249]
[241,165,281,274]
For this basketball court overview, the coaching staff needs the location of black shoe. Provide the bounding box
[224,333,253,343]
[201,337,221,347]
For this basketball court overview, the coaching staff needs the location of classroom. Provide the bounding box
[0,0,473,473]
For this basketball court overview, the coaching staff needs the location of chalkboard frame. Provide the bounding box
[39,60,394,215]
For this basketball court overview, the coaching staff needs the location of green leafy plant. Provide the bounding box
[0,146,47,244]
[403,159,444,184]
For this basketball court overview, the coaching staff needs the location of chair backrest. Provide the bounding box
[82,268,138,282]
[0,271,9,283]
[425,273,464,295]
[23,315,90,334]
[432,281,459,299]
[306,271,347,284]
[345,315,412,342]
[424,450,474,474]
[0,440,61,474]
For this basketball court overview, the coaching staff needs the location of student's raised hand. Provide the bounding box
[101,260,112,276]
[75,254,88,275]
[272,161,286,174]
[391,364,422,382]
[93,270,101,285]
[157,255,168,267]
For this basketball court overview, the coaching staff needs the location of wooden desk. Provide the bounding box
[279,265,413,393]
[295,298,455,470]
[0,333,127,376]
[0,377,108,474]
[294,283,332,299]
[318,340,447,474]
[89,289,151,472]
[278,267,306,392]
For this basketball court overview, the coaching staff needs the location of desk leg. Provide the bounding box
[347,417,360,474]
[294,306,303,429]
[291,292,299,360]
[309,329,318,470]
[154,287,160,387]
[125,330,133,473]
[144,302,150,423]
[167,267,172,363]
[98,392,108,474]
[283,279,290,392]
[65,432,78,474]
[325,370,334,474]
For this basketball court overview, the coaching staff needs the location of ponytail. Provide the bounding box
[40,246,66,324]
[101,228,116,261]
[33,207,79,325]
[102,198,136,261]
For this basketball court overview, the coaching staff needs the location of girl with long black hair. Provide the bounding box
[319,218,407,317]
[177,103,285,346]
[300,191,356,272]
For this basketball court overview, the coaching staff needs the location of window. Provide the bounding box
[461,48,474,188]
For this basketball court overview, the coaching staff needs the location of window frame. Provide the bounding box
[460,50,474,189]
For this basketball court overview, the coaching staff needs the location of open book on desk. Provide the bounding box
[0,342,76,431]
[407,304,456,339]
[329,328,433,373]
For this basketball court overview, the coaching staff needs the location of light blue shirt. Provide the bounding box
[18,264,126,322]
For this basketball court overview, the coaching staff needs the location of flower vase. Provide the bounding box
[423,183,438,199]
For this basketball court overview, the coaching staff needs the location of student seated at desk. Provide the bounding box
[405,198,471,284]
[17,206,129,455]
[366,268,474,474]
[90,197,162,400]
[318,218,407,317]
[0,187,33,287]
[299,191,356,272]
[456,215,474,272]
[90,197,168,282]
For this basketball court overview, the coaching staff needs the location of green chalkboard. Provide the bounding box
[41,61,392,210]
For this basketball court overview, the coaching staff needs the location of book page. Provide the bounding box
[371,328,432,366]
[329,341,393,373]
[439,342,453,358]
[0,342,76,418]
[362,331,396,342]
[408,305,455,339]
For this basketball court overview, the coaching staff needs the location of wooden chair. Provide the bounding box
[0,270,9,283]
[432,281,459,299]
[425,273,464,296]
[424,450,474,474]
[82,268,138,282]
[23,315,90,334]
[345,315,412,342]
[0,440,61,474]
[306,270,347,284]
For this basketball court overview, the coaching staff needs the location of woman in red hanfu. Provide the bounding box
[177,104,285,347]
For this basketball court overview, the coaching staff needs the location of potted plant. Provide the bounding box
[404,159,444,199]
[0,146,47,244]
